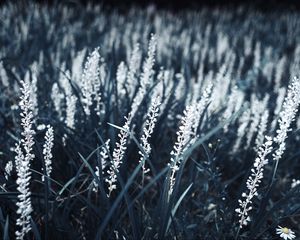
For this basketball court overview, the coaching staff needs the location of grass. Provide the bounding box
[0,2,300,239]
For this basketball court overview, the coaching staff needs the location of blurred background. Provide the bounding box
[7,0,300,11]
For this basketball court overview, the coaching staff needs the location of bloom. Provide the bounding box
[168,103,197,197]
[273,77,300,162]
[92,139,110,192]
[81,47,101,116]
[5,161,13,180]
[130,34,157,118]
[235,136,273,228]
[139,95,161,177]
[291,179,300,189]
[106,115,131,196]
[42,125,54,181]
[276,226,296,240]
[15,80,36,239]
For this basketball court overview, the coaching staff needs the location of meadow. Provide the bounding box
[0,2,300,239]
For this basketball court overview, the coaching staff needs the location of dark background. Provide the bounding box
[5,0,300,11]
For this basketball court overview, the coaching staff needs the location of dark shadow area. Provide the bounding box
[4,0,300,12]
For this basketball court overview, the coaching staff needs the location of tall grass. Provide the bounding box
[0,2,300,239]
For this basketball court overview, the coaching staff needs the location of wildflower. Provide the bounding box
[235,136,273,228]
[51,83,64,120]
[42,125,54,182]
[276,226,296,240]
[60,70,78,130]
[15,80,36,239]
[92,139,110,192]
[191,83,212,139]
[126,44,141,95]
[233,108,251,152]
[291,179,300,189]
[71,49,87,86]
[254,110,269,150]
[81,47,101,116]
[131,34,157,118]
[270,87,286,131]
[222,86,245,133]
[168,103,197,197]
[140,34,157,90]
[106,115,131,196]
[246,95,269,148]
[273,77,300,162]
[5,161,13,180]
[37,124,46,131]
[116,61,128,100]
[139,96,161,178]
[29,67,38,117]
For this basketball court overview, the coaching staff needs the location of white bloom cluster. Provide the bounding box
[233,108,251,152]
[81,47,101,116]
[131,34,157,117]
[37,124,46,131]
[273,77,300,162]
[191,83,213,139]
[223,86,245,132]
[235,136,273,228]
[106,116,130,196]
[60,70,77,129]
[71,49,87,86]
[246,95,269,148]
[92,139,110,192]
[15,80,36,240]
[5,160,13,180]
[51,83,64,120]
[42,125,54,182]
[140,34,157,91]
[291,179,300,189]
[254,110,269,150]
[271,87,286,131]
[116,62,128,101]
[139,96,161,177]
[29,64,39,117]
[126,44,141,99]
[209,64,230,111]
[168,103,197,197]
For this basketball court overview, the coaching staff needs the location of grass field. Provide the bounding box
[0,2,300,239]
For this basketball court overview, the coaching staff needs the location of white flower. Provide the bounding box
[276,226,296,240]
[273,77,300,162]
[139,95,161,178]
[291,179,300,189]
[81,47,101,116]
[130,34,157,118]
[168,103,197,197]
[5,161,13,180]
[105,115,131,196]
[42,125,54,182]
[254,110,269,151]
[51,83,64,120]
[60,70,77,130]
[235,136,273,228]
[125,44,141,99]
[15,80,36,239]
[92,139,110,192]
[116,61,128,101]
[37,124,46,131]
